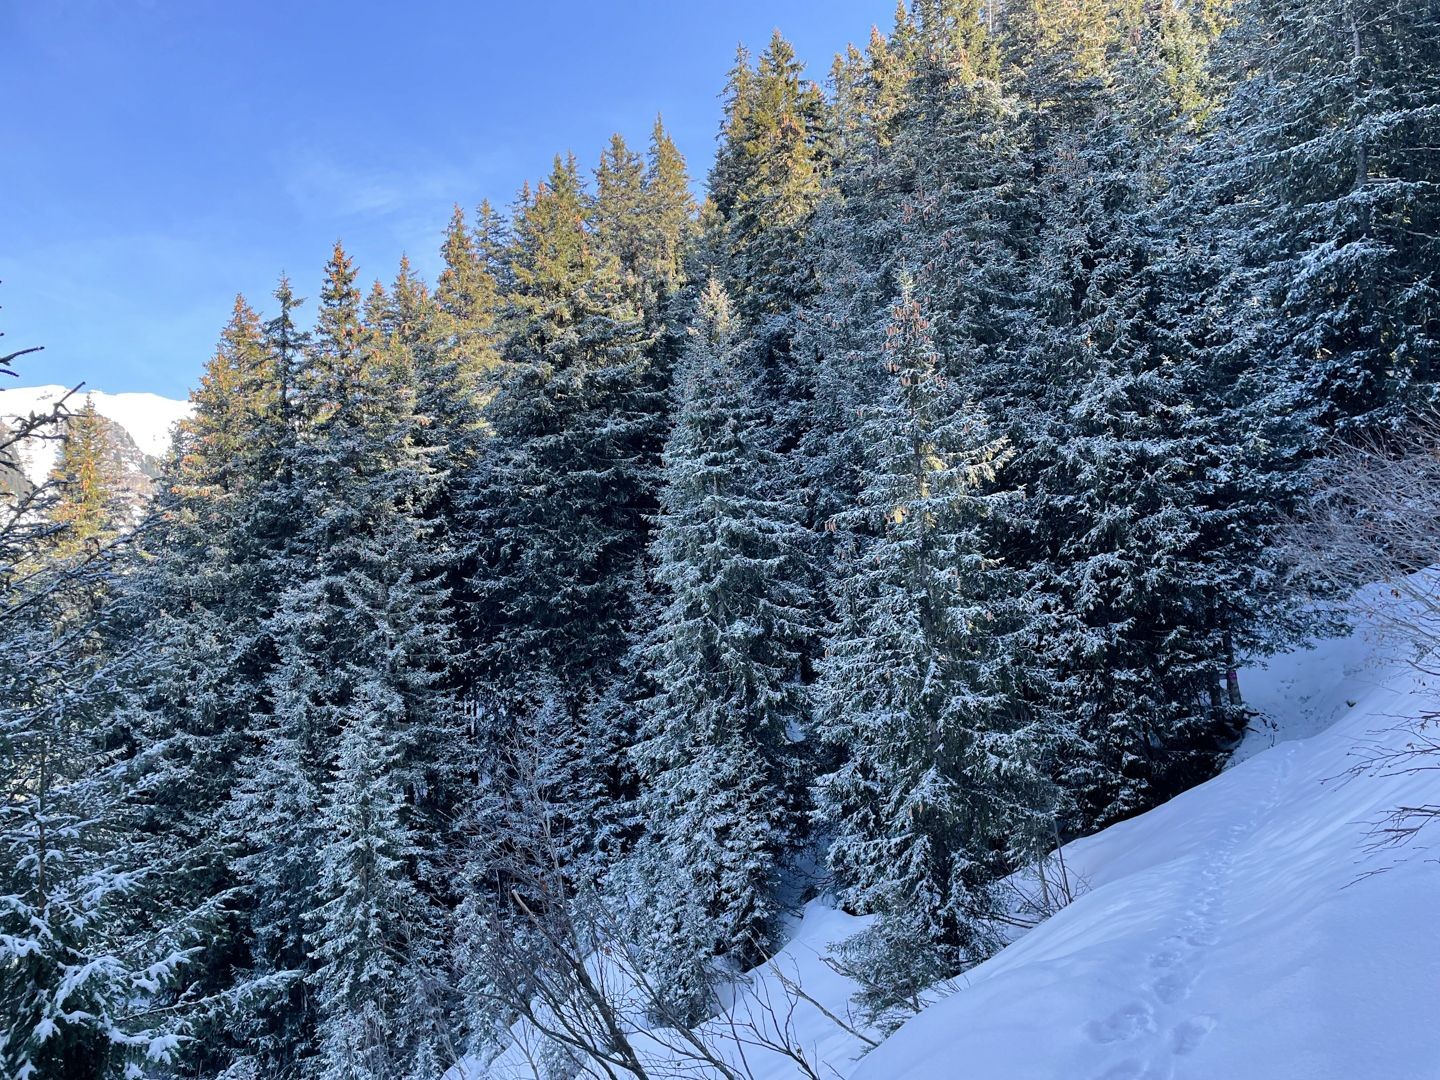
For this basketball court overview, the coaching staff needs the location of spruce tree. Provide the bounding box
[203,247,458,1077]
[815,281,1055,1024]
[15,6,1429,1068]
[710,31,829,316]
[1199,0,1440,431]
[801,11,922,531]
[109,293,307,1076]
[429,211,504,698]
[47,399,128,555]
[804,2,1030,528]
[594,132,650,304]
[995,0,1329,824]
[467,153,660,696]
[290,245,455,1076]
[454,156,668,1032]
[640,116,697,299]
[708,31,830,456]
[1,347,189,1078]
[627,278,814,1019]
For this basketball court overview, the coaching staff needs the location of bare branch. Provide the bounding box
[1289,410,1440,850]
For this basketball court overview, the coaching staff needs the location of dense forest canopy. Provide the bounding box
[2,0,1437,1076]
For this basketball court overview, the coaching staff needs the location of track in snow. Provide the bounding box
[1083,746,1295,1080]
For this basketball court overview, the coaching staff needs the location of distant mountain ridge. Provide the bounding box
[0,384,193,506]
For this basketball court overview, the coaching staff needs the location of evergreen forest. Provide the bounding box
[3,1,1438,1076]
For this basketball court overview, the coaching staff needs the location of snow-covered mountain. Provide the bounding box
[0,384,192,495]
[456,579,1440,1080]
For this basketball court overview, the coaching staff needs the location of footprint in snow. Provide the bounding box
[1085,1002,1156,1044]
[1148,947,1184,970]
[1151,968,1196,1005]
[1093,1057,1174,1080]
[1170,1015,1217,1056]
[1094,1059,1146,1080]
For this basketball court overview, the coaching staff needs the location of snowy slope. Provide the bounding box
[0,383,192,487]
[853,581,1440,1080]
[461,581,1440,1079]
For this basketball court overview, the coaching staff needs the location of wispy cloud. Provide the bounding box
[279,145,515,222]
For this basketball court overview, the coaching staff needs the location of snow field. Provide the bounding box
[854,582,1440,1080]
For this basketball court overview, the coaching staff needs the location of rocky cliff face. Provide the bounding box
[0,439,30,500]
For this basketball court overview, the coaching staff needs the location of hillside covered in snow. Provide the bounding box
[852,582,1440,1080]
[459,581,1440,1080]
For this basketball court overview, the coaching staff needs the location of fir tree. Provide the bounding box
[109,293,306,1076]
[804,1,1031,537]
[48,399,130,555]
[199,247,459,1077]
[708,31,830,457]
[594,132,650,304]
[998,0,1328,824]
[640,116,697,299]
[1,342,190,1078]
[0,539,190,1079]
[467,153,660,696]
[289,244,455,1076]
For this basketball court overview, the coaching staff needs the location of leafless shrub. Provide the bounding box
[1000,840,1090,930]
[1294,413,1440,665]
[460,730,863,1080]
[1291,411,1440,846]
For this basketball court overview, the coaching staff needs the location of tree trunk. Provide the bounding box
[1225,632,1243,708]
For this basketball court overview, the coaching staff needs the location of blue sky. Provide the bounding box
[3,0,885,399]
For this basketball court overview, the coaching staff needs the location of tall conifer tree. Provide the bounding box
[628,279,813,1018]
[467,154,659,696]
[1198,0,1440,431]
[1,370,187,1078]
[816,282,1055,1022]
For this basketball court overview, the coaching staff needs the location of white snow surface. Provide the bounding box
[459,578,1440,1079]
[0,383,192,485]
[856,579,1440,1080]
